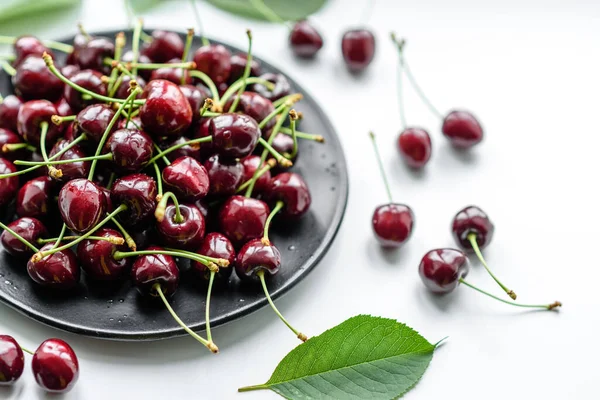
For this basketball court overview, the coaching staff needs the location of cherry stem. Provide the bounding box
[51,114,76,125]
[15,153,112,166]
[110,217,136,250]
[189,70,220,102]
[108,71,126,98]
[263,200,284,243]
[0,221,39,253]
[272,93,303,109]
[107,32,126,94]
[459,279,561,310]
[400,48,443,120]
[2,143,36,153]
[154,283,218,353]
[237,158,276,194]
[0,35,73,53]
[50,223,67,250]
[0,54,15,61]
[258,137,293,167]
[258,102,288,129]
[220,78,274,108]
[228,30,253,113]
[140,31,153,44]
[153,162,163,196]
[77,23,91,40]
[147,136,212,165]
[279,127,324,142]
[153,143,171,166]
[369,131,393,203]
[114,61,196,70]
[181,29,195,84]
[131,18,143,77]
[1,60,16,76]
[115,249,220,271]
[287,110,299,159]
[249,0,292,30]
[164,248,229,267]
[20,346,34,356]
[38,235,124,245]
[205,270,215,343]
[257,270,307,341]
[38,121,60,179]
[390,33,407,130]
[190,0,210,46]
[155,192,184,223]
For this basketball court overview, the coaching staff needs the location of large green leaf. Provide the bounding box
[239,315,438,399]
[205,0,327,22]
[0,0,78,24]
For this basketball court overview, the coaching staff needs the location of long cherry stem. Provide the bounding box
[190,0,210,46]
[50,223,67,250]
[0,221,39,253]
[153,162,163,197]
[189,70,219,102]
[279,126,324,142]
[391,33,407,130]
[181,29,195,85]
[237,158,276,194]
[205,270,215,343]
[258,137,292,167]
[401,50,443,119]
[219,78,274,107]
[131,18,143,77]
[287,110,299,159]
[15,153,112,166]
[20,346,34,356]
[228,30,253,113]
[153,143,171,166]
[164,248,229,267]
[107,32,126,95]
[369,132,393,203]
[110,217,136,250]
[115,249,220,270]
[468,233,516,300]
[263,201,284,243]
[38,235,124,245]
[1,60,16,76]
[0,35,73,53]
[459,279,561,310]
[155,192,183,223]
[147,136,212,165]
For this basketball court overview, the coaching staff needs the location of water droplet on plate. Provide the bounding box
[118,299,124,303]
[4,280,11,285]
[288,245,296,251]
[109,318,114,321]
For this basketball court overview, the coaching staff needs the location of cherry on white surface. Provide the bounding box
[0,0,597,398]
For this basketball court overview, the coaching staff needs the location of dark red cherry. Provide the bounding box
[61,64,80,79]
[121,51,153,81]
[419,248,469,294]
[16,100,61,146]
[107,128,154,173]
[78,228,130,280]
[193,44,232,85]
[150,58,192,85]
[100,186,113,212]
[228,53,262,83]
[32,338,79,393]
[0,128,24,160]
[111,173,157,227]
[451,205,494,252]
[397,127,432,168]
[0,158,19,208]
[113,74,146,100]
[13,35,52,66]
[54,96,73,118]
[0,335,24,385]
[159,136,202,162]
[219,195,269,246]
[210,113,260,158]
[193,232,234,281]
[341,29,376,72]
[48,139,90,182]
[241,155,271,194]
[64,69,108,112]
[12,56,63,101]
[58,179,106,233]
[289,20,323,58]
[204,154,243,196]
[157,204,205,249]
[162,156,209,201]
[252,73,291,102]
[224,92,275,133]
[140,79,193,139]
[1,217,47,257]
[0,95,23,132]
[75,36,114,74]
[372,203,414,247]
[268,172,311,218]
[27,243,80,289]
[142,30,184,63]
[271,133,295,160]
[179,84,209,120]
[442,110,483,148]
[131,246,179,296]
[16,176,53,218]
[192,118,213,159]
[75,103,116,142]
[235,238,281,281]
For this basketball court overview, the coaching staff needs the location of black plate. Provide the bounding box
[0,30,348,340]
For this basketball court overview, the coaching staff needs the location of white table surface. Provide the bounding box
[0,0,598,398]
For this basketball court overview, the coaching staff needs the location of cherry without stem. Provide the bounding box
[289,20,323,58]
[341,29,375,72]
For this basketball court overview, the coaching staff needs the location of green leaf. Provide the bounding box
[239,315,438,399]
[0,0,79,24]
[205,0,327,22]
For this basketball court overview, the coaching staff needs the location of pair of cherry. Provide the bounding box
[0,335,78,393]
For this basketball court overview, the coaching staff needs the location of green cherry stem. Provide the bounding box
[77,23,91,40]
[218,77,275,108]
[114,249,220,270]
[228,30,253,113]
[257,137,293,167]
[140,31,153,44]
[0,35,73,53]
[2,143,36,153]
[110,217,136,250]
[190,0,210,46]
[51,114,76,125]
[459,279,561,310]
[50,223,67,250]
[468,233,516,300]
[369,132,393,203]
[237,158,276,194]
[155,192,183,223]
[147,136,212,165]
[118,61,196,70]
[1,61,16,76]
[107,32,126,94]
[287,109,299,159]
[0,221,39,253]
[15,153,112,166]
[38,121,61,179]
[0,54,15,61]
[131,18,143,77]
[19,346,34,356]
[262,200,284,243]
[189,70,220,102]
[272,93,303,108]
[163,248,229,267]
[153,162,163,196]
[153,143,171,166]
[37,235,125,245]
[391,33,407,130]
[205,270,215,343]
[181,29,195,80]
[279,126,324,142]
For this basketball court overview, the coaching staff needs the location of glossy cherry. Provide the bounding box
[32,338,79,393]
[224,92,275,132]
[341,29,376,72]
[0,128,24,160]
[106,128,154,173]
[289,20,323,58]
[442,110,483,148]
[229,52,261,83]
[110,173,157,227]
[398,127,432,168]
[193,44,232,85]
[61,64,80,79]
[193,232,234,281]
[0,158,19,207]
[16,176,53,218]
[162,156,209,201]
[219,195,269,246]
[64,69,108,112]
[12,55,63,101]
[121,51,153,81]
[78,228,130,280]
[193,118,214,159]
[48,139,90,181]
[16,100,61,146]
[140,79,193,139]
[75,103,116,142]
[210,113,260,158]
[235,238,280,281]
[241,155,272,194]
[267,172,311,218]
[13,35,52,66]
[204,154,244,196]
[1,217,47,257]
[252,73,291,102]
[117,116,142,130]
[0,95,23,132]
[131,246,179,297]
[150,59,192,86]
[157,204,205,250]
[419,248,469,294]
[452,205,494,251]
[0,335,24,385]
[372,204,415,247]
[179,84,209,120]
[142,30,184,63]
[59,179,106,233]
[75,36,114,74]
[159,136,202,162]
[27,243,80,289]
[54,96,73,118]
[271,133,295,160]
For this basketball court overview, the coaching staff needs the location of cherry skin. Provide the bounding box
[442,110,483,148]
[157,204,206,250]
[193,118,214,159]
[110,173,157,227]
[252,73,291,102]
[16,176,53,218]
[16,100,61,146]
[1,217,47,257]
[451,205,494,252]
[78,228,130,280]
[162,156,209,201]
[193,44,232,85]
[271,133,295,160]
[0,335,24,386]
[58,179,106,233]
[64,69,108,112]
[235,238,281,281]
[210,113,261,158]
[341,29,376,72]
[48,139,90,182]
[74,103,116,142]
[0,158,19,207]
[106,128,154,173]
[419,248,469,294]
[61,64,80,79]
[224,92,275,133]
[113,74,146,100]
[228,53,261,83]
[289,20,323,58]
[0,128,24,160]
[219,195,269,247]
[121,51,153,81]
[142,30,184,63]
[140,79,193,139]
[241,155,272,194]
[131,246,179,297]
[159,136,202,162]
[397,127,432,168]
[150,58,192,85]
[27,243,80,290]
[32,338,79,393]
[204,154,244,196]
[268,172,312,218]
[179,84,209,121]
[13,35,52,66]
[12,55,63,101]
[0,95,23,132]
[193,232,234,282]
[372,203,414,248]
[54,97,73,119]
[75,36,115,74]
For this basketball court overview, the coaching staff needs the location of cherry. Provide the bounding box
[156,203,205,250]
[110,173,157,227]
[75,36,115,74]
[179,84,209,120]
[142,30,184,63]
[341,29,376,72]
[65,33,87,65]
[210,113,260,158]
[0,128,24,160]
[0,158,19,207]
[229,52,261,83]
[289,20,323,58]
[0,95,23,132]
[118,115,143,130]
[193,44,232,85]
[267,172,311,218]
[54,96,73,118]
[369,132,415,247]
[140,79,193,139]
[12,55,64,101]
[131,246,179,296]
[159,136,202,162]
[397,128,432,168]
[162,156,209,201]
[193,118,214,159]
[106,128,154,173]
[32,338,79,393]
[442,110,483,148]
[235,238,280,280]
[224,92,275,132]
[16,176,53,218]
[219,195,269,246]
[252,73,291,102]
[74,103,116,142]
[58,178,106,233]
[78,228,130,280]
[27,243,80,289]
[48,139,90,181]
[13,35,52,66]
[1,217,47,257]
[121,51,153,81]
[16,100,61,146]
[61,64,80,79]
[113,74,147,100]
[271,132,296,160]
[193,232,234,282]
[204,154,244,196]
[64,69,108,112]
[241,155,272,194]
[149,59,192,84]
[0,335,24,385]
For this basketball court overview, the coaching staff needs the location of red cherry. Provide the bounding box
[179,84,209,120]
[142,30,184,63]
[131,246,179,297]
[0,335,24,385]
[74,104,116,142]
[193,118,214,159]
[267,172,311,218]
[241,155,272,194]
[78,228,130,280]
[228,52,261,83]
[61,64,80,79]
[210,113,261,158]
[106,128,154,173]
[451,205,494,251]
[162,156,209,201]
[48,139,90,182]
[341,29,376,72]
[13,35,52,66]
[150,58,192,85]
[113,74,146,100]
[58,179,106,233]
[419,248,469,294]
[224,92,275,133]
[252,73,291,102]
[1,217,47,257]
[235,238,281,281]
[289,20,323,58]
[16,100,61,147]
[16,176,53,218]
[27,243,80,290]
[0,158,19,207]
[442,110,483,148]
[140,79,193,139]
[397,127,432,168]
[193,44,232,85]
[12,56,63,101]
[193,232,235,282]
[63,69,108,112]
[372,204,415,247]
[0,95,23,132]
[110,173,157,227]
[75,36,115,74]
[0,128,24,160]
[32,338,79,393]
[203,154,243,196]
[157,204,206,250]
[219,195,269,247]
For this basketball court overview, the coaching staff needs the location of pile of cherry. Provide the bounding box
[0,22,323,391]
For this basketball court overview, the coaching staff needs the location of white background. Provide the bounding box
[0,0,599,398]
